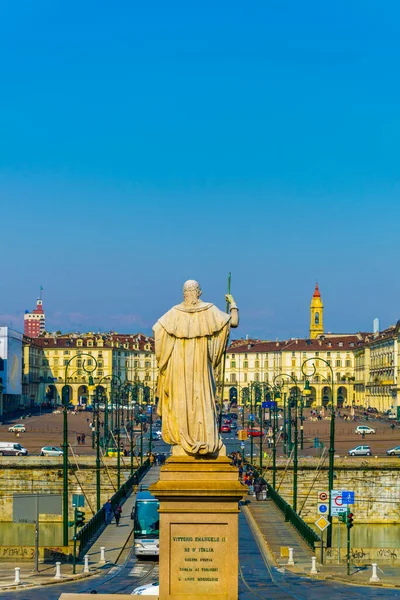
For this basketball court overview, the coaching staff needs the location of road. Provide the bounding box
[4,508,400,599]
[2,407,399,459]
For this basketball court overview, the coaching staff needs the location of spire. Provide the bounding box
[313,283,321,298]
[310,283,324,339]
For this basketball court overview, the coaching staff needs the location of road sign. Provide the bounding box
[318,503,328,514]
[13,494,62,523]
[331,490,345,516]
[147,405,153,413]
[240,442,245,449]
[318,491,328,502]
[249,414,255,421]
[341,491,355,504]
[315,516,329,531]
[72,494,85,508]
[262,401,277,409]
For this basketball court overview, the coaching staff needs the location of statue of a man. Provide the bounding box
[153,280,239,456]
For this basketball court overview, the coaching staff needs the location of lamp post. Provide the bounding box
[122,381,135,476]
[274,374,299,511]
[96,374,123,489]
[62,353,97,547]
[302,357,335,548]
[264,382,281,489]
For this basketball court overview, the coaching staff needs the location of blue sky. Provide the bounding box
[1,1,399,340]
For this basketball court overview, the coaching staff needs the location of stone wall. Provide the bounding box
[264,457,400,523]
[0,456,139,522]
[324,546,400,564]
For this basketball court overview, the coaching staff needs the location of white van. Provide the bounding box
[0,442,28,456]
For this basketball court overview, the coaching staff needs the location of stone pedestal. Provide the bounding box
[149,456,246,600]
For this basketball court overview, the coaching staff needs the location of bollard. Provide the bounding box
[99,546,106,564]
[369,563,380,582]
[288,547,294,566]
[84,554,90,573]
[14,567,21,584]
[310,556,318,575]
[54,562,62,580]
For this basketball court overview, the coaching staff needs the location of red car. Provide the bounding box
[224,418,232,424]
[220,425,231,433]
[247,428,264,438]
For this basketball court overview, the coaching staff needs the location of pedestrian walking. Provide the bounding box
[254,480,261,501]
[77,434,81,445]
[103,499,113,525]
[81,433,86,444]
[114,504,122,526]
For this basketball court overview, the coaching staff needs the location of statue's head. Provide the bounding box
[183,280,202,305]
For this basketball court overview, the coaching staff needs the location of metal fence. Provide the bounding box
[76,459,151,556]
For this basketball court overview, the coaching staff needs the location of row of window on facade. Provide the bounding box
[229,358,352,369]
[228,372,351,383]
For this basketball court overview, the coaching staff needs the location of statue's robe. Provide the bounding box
[153,301,231,455]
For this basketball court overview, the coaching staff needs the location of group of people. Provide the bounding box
[76,433,86,444]
[103,499,123,526]
[147,451,166,465]
[229,452,267,501]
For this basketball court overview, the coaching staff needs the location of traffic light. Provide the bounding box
[75,510,86,528]
[339,512,347,523]
[346,511,354,529]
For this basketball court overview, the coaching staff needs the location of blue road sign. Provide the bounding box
[147,405,153,413]
[341,491,355,504]
[262,401,278,409]
[249,414,255,421]
[318,503,328,514]
[240,442,245,449]
[72,494,84,507]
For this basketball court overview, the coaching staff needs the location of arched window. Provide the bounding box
[315,312,320,325]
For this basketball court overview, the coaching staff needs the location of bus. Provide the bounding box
[132,491,160,556]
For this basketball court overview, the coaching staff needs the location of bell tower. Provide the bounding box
[310,283,324,339]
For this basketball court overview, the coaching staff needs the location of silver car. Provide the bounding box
[40,446,63,457]
[348,445,371,456]
[386,445,400,456]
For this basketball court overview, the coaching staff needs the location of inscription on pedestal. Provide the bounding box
[170,523,228,596]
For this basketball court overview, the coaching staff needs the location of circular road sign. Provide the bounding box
[319,492,328,502]
[319,504,328,514]
[334,495,343,506]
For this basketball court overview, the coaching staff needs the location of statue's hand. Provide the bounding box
[226,294,237,308]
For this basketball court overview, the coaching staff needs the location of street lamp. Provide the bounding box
[302,357,335,548]
[262,382,280,489]
[273,373,299,511]
[62,353,97,547]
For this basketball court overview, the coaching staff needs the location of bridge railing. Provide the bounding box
[247,466,321,551]
[76,459,151,556]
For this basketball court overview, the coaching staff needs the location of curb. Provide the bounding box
[0,568,100,592]
[241,505,279,567]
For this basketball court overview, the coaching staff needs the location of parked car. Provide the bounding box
[132,582,160,596]
[355,425,375,435]
[8,424,26,433]
[40,446,63,457]
[229,413,238,420]
[230,422,238,430]
[348,445,372,456]
[386,445,400,456]
[247,428,264,438]
[0,442,28,456]
[220,425,231,433]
